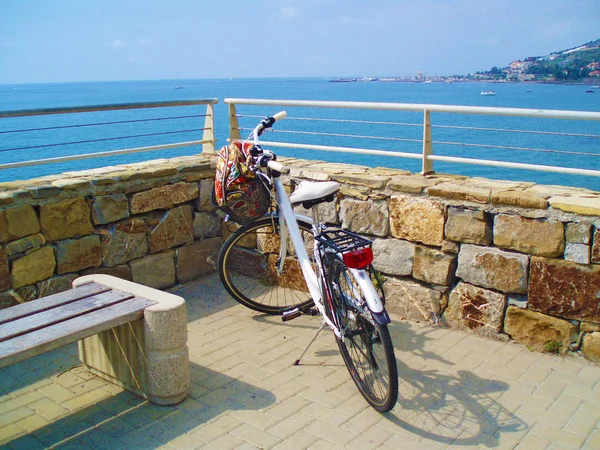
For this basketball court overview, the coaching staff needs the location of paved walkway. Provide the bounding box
[1,273,600,449]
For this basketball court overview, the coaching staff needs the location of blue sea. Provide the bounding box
[0,78,599,191]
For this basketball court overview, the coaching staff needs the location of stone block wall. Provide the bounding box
[1,153,600,364]
[0,155,221,309]
[283,158,600,363]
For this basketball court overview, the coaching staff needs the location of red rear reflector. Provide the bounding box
[343,247,373,269]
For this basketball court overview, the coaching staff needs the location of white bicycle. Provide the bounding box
[217,112,398,412]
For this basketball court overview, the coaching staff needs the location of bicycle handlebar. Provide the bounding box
[267,160,289,174]
[250,111,290,174]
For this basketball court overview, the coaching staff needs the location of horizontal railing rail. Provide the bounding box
[224,98,600,183]
[0,99,218,172]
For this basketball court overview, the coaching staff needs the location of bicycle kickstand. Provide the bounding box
[293,322,326,366]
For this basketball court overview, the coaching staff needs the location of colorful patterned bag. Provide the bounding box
[212,142,270,224]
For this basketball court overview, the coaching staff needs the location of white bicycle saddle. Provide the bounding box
[289,180,340,205]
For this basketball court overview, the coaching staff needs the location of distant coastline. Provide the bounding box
[328,76,598,86]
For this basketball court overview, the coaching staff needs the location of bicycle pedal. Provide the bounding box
[282,308,302,322]
[301,307,319,316]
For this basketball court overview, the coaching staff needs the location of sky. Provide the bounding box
[1,0,599,84]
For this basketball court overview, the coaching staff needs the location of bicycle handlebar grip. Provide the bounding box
[272,111,287,122]
[267,160,289,173]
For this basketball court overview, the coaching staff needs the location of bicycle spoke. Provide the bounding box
[219,217,315,314]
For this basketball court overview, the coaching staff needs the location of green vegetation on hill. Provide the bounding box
[477,39,600,82]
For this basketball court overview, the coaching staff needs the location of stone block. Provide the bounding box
[441,240,460,254]
[91,194,130,225]
[339,198,389,237]
[101,218,148,267]
[504,306,579,355]
[40,197,93,241]
[5,204,40,239]
[193,212,221,239]
[493,214,564,257]
[566,222,592,244]
[296,198,339,225]
[37,274,79,298]
[549,196,600,216]
[332,173,389,189]
[0,291,20,309]
[564,243,590,264]
[389,195,445,246]
[372,238,414,277]
[491,190,549,209]
[592,228,600,264]
[11,247,56,289]
[56,235,102,274]
[148,206,194,253]
[428,182,491,203]
[81,264,132,281]
[195,179,216,212]
[456,244,529,294]
[16,285,37,302]
[387,175,435,194]
[582,333,600,363]
[581,322,600,333]
[443,282,506,338]
[413,245,457,286]
[0,248,9,291]
[384,277,443,323]
[130,182,198,214]
[339,185,370,201]
[529,257,600,322]
[5,233,46,256]
[0,211,9,242]
[176,238,222,283]
[130,251,176,289]
[445,207,492,245]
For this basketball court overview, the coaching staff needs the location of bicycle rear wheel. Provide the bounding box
[326,257,398,412]
[218,216,316,314]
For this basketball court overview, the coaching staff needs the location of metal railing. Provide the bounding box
[224,98,600,182]
[0,99,217,172]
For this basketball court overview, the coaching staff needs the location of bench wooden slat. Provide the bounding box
[0,297,156,369]
[0,290,136,343]
[0,282,112,325]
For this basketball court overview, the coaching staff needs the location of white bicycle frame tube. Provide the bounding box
[250,115,386,335]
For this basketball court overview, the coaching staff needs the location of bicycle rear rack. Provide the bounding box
[315,229,372,253]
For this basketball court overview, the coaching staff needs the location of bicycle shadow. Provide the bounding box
[386,321,528,446]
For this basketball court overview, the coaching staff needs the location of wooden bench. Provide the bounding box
[0,275,189,405]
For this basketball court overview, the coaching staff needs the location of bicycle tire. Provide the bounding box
[218,216,316,314]
[326,257,398,412]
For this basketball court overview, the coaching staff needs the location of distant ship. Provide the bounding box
[174,73,183,89]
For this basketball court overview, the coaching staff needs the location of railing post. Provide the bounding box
[229,103,241,142]
[421,109,434,175]
[202,103,215,153]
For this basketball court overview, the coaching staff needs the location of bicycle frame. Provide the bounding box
[246,112,388,338]
[271,176,389,336]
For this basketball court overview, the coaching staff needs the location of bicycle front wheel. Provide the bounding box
[218,216,316,314]
[327,257,398,412]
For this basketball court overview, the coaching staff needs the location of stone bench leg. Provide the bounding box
[73,275,189,405]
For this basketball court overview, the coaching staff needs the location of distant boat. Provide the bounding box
[586,89,594,93]
[480,83,496,96]
[174,73,183,89]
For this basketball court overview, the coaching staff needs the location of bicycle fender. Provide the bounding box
[348,268,385,313]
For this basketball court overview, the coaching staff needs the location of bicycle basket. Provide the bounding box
[211,142,271,224]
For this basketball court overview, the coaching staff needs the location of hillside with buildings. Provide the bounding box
[476,39,600,82]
